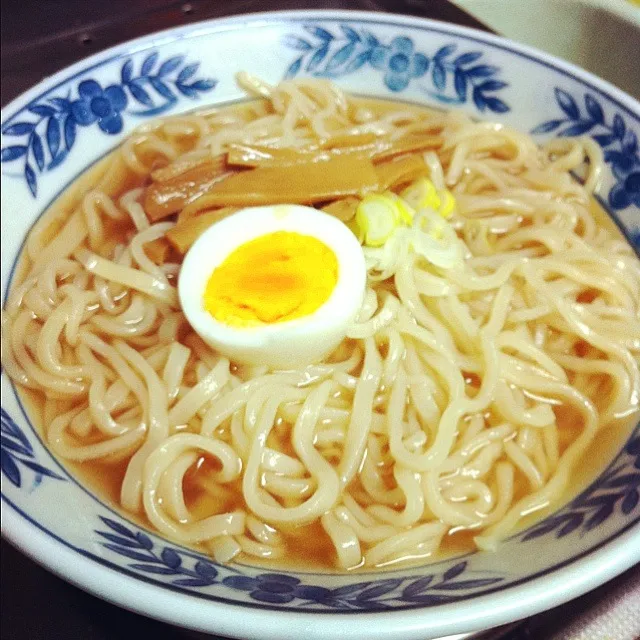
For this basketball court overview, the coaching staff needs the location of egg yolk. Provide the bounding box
[204,231,338,327]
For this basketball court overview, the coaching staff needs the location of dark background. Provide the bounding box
[1,1,638,639]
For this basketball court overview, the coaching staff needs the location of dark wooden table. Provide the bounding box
[1,2,637,639]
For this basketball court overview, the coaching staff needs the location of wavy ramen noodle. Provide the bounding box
[3,74,639,570]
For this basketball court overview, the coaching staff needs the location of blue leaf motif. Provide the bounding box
[129,564,179,576]
[161,547,182,569]
[582,494,616,509]
[443,561,467,582]
[306,44,330,72]
[103,545,154,562]
[584,94,604,123]
[555,88,580,119]
[1,449,21,487]
[46,117,61,158]
[18,459,64,479]
[188,79,217,92]
[604,149,626,165]
[31,135,45,171]
[28,105,56,117]
[622,131,638,155]
[402,575,434,598]
[593,133,616,147]
[282,35,312,51]
[128,80,153,106]
[304,25,334,41]
[622,489,639,514]
[101,517,137,539]
[485,97,510,114]
[135,531,154,550]
[628,437,640,456]
[557,513,584,537]
[356,579,404,601]
[454,51,482,66]
[64,116,76,151]
[176,84,197,98]
[97,532,144,548]
[434,44,457,59]
[472,87,487,112]
[363,31,379,48]
[46,152,67,169]
[222,575,258,590]
[141,52,159,76]
[344,50,371,74]
[1,436,33,457]
[432,61,446,91]
[172,578,213,587]
[284,57,303,79]
[478,80,508,92]
[531,120,564,135]
[49,97,71,111]
[295,585,331,600]
[325,42,356,73]
[467,65,498,78]
[454,69,467,101]
[177,63,200,84]
[195,561,218,579]
[0,145,28,162]
[330,581,374,597]
[341,25,360,41]
[522,517,563,540]
[612,114,625,139]
[121,59,134,84]
[158,56,185,76]
[1,410,31,448]
[606,473,640,488]
[149,77,175,101]
[25,162,37,196]
[3,122,36,136]
[585,502,614,530]
[559,121,595,137]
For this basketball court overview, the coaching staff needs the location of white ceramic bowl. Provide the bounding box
[1,10,639,640]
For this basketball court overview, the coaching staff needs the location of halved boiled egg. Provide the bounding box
[179,205,367,370]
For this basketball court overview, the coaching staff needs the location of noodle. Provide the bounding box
[2,75,639,572]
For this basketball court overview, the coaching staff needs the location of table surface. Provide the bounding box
[0,1,637,639]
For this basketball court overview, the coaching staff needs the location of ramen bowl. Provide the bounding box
[1,10,639,640]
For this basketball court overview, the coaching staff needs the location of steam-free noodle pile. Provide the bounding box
[3,74,639,570]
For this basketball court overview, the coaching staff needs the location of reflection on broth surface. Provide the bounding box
[4,74,639,571]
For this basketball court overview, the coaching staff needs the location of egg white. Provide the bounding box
[178,205,367,370]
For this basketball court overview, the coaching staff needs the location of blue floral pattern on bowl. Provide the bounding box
[69,80,129,135]
[369,36,430,92]
[283,25,509,112]
[532,88,640,215]
[0,53,216,197]
[95,515,503,609]
[1,407,64,489]
[522,423,640,541]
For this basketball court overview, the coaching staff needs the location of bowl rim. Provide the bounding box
[1,9,639,640]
